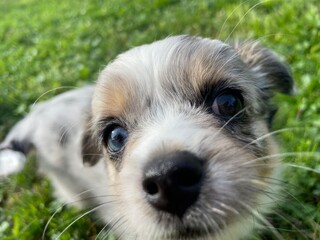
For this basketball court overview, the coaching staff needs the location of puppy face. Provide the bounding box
[87,36,292,239]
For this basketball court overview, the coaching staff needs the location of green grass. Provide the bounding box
[0,0,319,239]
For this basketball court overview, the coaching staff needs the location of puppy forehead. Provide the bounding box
[92,36,249,119]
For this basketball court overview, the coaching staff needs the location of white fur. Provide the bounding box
[0,149,26,176]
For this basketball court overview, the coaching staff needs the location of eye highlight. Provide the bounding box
[211,91,244,119]
[103,125,128,153]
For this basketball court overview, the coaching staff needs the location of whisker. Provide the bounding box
[197,206,215,237]
[108,217,128,240]
[31,86,77,108]
[242,152,320,166]
[42,187,117,239]
[224,0,271,42]
[260,176,299,189]
[239,179,287,202]
[239,127,301,151]
[284,163,320,174]
[241,202,285,240]
[217,0,251,39]
[96,213,124,240]
[95,222,109,240]
[215,200,240,215]
[208,206,226,217]
[54,202,113,240]
[213,106,249,137]
[272,210,310,239]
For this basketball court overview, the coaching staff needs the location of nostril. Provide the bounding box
[143,178,159,195]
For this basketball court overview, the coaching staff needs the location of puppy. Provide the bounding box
[0,35,293,239]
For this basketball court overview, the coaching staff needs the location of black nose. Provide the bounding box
[142,151,204,217]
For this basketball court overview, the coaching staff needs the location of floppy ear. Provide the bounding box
[233,41,293,96]
[233,41,294,123]
[81,117,101,167]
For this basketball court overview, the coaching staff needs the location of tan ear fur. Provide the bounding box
[233,41,293,96]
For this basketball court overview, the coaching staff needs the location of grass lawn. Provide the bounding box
[0,0,319,239]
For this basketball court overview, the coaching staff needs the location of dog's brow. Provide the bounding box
[199,80,246,100]
[96,116,119,130]
[92,78,129,118]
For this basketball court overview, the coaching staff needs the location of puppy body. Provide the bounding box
[0,86,109,208]
[0,35,293,239]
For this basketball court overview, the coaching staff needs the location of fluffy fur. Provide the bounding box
[0,35,293,239]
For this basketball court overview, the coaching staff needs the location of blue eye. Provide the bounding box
[104,125,128,153]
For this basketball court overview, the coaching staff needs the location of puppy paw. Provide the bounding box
[0,149,26,177]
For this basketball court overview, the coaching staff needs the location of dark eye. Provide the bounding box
[212,92,244,118]
[103,125,128,153]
